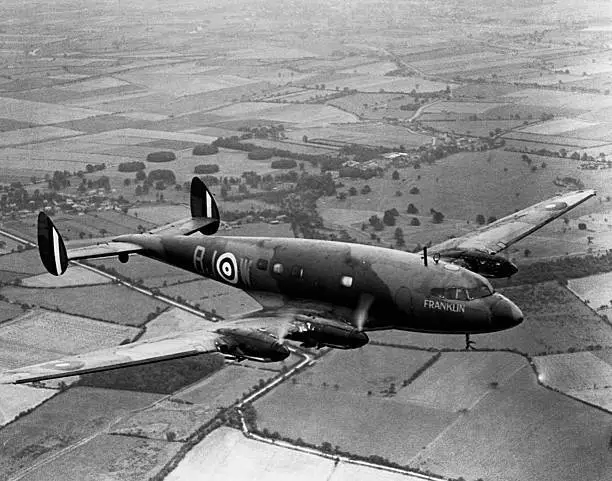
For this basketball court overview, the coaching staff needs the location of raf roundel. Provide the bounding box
[216,252,239,284]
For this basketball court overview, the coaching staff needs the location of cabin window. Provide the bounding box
[256,259,269,271]
[272,263,284,274]
[340,275,353,288]
[291,266,304,278]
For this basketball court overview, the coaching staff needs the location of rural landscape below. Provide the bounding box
[0,1,611,480]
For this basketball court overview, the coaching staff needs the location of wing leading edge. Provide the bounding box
[432,190,596,255]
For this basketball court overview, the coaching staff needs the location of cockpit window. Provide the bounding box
[469,284,493,299]
[430,287,469,300]
[430,285,493,300]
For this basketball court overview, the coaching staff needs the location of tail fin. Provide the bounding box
[191,177,219,235]
[38,212,68,276]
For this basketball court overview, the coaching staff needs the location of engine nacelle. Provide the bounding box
[437,249,518,278]
[285,314,369,349]
[214,327,289,362]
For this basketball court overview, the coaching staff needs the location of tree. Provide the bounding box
[524,248,531,257]
[348,186,357,196]
[409,186,420,195]
[369,215,384,231]
[391,170,400,180]
[476,214,486,225]
[410,217,421,226]
[123,178,131,187]
[383,210,396,226]
[394,227,405,247]
[431,210,445,224]
[361,185,371,195]
[406,203,418,214]
[135,170,146,182]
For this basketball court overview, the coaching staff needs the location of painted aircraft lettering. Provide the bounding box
[424,299,466,313]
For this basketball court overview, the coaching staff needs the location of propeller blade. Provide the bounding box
[354,293,374,331]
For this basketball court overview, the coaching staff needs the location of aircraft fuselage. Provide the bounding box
[114,233,523,335]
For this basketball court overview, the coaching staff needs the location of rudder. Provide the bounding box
[37,212,68,276]
[191,177,220,235]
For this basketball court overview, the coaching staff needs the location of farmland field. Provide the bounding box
[288,122,429,148]
[294,345,436,398]
[569,271,612,310]
[409,365,612,481]
[166,426,423,481]
[0,309,139,370]
[317,149,612,235]
[255,345,458,463]
[112,364,278,440]
[0,248,48,275]
[533,352,612,411]
[21,266,112,288]
[19,433,181,481]
[210,102,359,125]
[0,300,24,324]
[0,387,163,480]
[176,364,279,406]
[0,284,167,326]
[0,96,107,123]
[397,352,525,412]
[0,126,82,146]
[309,75,450,94]
[0,384,57,427]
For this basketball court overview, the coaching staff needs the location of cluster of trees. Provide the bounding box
[85,163,106,173]
[118,161,145,172]
[338,166,380,180]
[213,136,333,168]
[194,164,220,174]
[271,159,297,169]
[148,169,176,185]
[192,144,219,156]
[48,170,71,190]
[146,151,176,163]
[247,149,274,160]
[237,124,286,140]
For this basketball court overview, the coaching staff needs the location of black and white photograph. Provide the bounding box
[0,1,611,480]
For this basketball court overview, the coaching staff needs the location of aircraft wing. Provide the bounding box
[431,190,596,255]
[0,330,220,384]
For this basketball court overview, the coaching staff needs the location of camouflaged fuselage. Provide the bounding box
[116,233,511,334]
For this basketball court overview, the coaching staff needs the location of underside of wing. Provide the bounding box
[0,330,220,384]
[432,190,596,255]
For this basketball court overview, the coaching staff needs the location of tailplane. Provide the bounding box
[38,212,68,276]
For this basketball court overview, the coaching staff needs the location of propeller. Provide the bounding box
[354,293,374,331]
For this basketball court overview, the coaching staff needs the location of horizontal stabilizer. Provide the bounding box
[38,212,68,276]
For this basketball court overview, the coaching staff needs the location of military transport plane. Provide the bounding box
[0,178,595,384]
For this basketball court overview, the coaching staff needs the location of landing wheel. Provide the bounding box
[465,334,475,351]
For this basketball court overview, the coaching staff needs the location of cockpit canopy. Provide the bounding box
[430,284,493,301]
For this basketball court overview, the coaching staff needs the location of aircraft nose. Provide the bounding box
[491,295,523,330]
